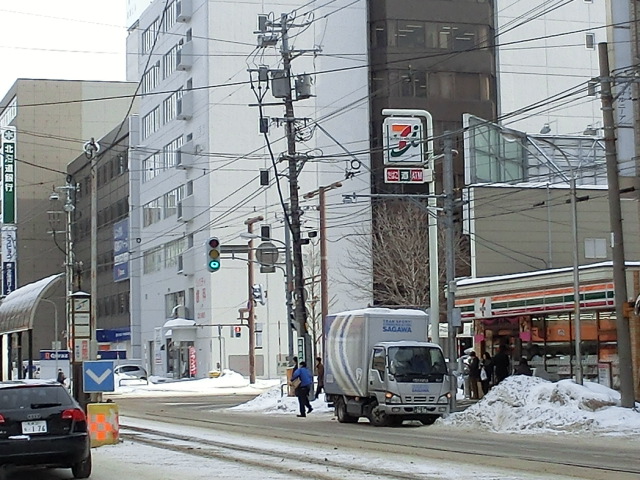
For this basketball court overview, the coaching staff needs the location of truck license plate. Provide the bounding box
[415,406,427,413]
[22,421,47,434]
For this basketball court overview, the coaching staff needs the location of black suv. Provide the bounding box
[0,380,91,478]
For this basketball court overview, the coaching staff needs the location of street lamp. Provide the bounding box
[501,129,584,384]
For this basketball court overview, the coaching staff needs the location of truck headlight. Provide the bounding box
[385,392,402,404]
[438,393,451,404]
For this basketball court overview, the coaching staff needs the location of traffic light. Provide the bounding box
[206,237,221,272]
[252,284,266,305]
[234,326,242,338]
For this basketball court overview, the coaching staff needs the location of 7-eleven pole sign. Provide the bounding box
[382,111,433,185]
[382,114,433,165]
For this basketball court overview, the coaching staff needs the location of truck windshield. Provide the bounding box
[388,346,447,380]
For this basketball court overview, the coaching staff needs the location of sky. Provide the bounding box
[0,1,128,98]
[92,371,640,479]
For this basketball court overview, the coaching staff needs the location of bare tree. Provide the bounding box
[340,200,469,310]
[303,243,338,359]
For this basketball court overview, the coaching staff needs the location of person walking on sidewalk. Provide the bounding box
[291,361,313,417]
[315,356,325,399]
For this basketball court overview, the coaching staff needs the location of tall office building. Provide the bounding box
[126,0,370,378]
[0,79,136,374]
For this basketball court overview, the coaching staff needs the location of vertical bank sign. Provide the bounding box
[1,127,17,296]
[2,127,16,223]
[113,218,130,282]
[1,225,17,296]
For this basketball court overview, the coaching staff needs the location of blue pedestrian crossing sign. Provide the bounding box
[83,360,115,393]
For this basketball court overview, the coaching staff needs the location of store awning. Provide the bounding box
[0,273,64,335]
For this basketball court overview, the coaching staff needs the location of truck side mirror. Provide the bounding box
[388,361,397,375]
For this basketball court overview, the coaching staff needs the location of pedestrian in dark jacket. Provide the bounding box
[291,361,313,417]
[514,356,533,376]
[56,369,66,384]
[480,352,494,395]
[314,357,324,398]
[467,351,481,399]
[493,344,511,384]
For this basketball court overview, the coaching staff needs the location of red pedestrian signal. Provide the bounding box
[234,326,242,338]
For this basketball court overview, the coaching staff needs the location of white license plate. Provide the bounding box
[22,420,47,434]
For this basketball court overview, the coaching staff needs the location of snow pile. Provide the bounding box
[441,376,640,436]
[230,385,333,415]
[111,370,278,397]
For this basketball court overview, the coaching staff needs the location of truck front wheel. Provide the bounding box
[368,402,396,427]
[335,398,358,423]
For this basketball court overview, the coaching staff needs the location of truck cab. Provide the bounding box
[341,341,450,426]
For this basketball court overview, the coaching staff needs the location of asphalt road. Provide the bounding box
[111,393,640,480]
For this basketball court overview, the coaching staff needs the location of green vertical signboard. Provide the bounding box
[2,127,16,224]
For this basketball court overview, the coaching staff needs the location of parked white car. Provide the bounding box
[113,364,148,384]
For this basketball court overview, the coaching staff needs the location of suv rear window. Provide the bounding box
[1,385,74,409]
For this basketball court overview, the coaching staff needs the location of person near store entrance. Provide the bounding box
[493,344,511,384]
[467,351,481,399]
[480,351,494,395]
[515,356,533,376]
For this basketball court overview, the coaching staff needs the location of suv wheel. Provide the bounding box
[72,454,92,479]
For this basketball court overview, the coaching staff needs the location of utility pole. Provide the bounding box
[280,13,312,369]
[245,215,263,384]
[570,175,583,385]
[283,217,295,362]
[443,132,457,410]
[251,13,319,369]
[598,42,635,407]
[303,181,342,359]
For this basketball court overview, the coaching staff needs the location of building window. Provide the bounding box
[397,20,425,49]
[164,0,178,31]
[455,73,481,100]
[400,69,427,97]
[142,17,160,54]
[163,44,180,79]
[143,198,162,227]
[164,238,186,269]
[118,153,127,175]
[143,247,163,274]
[142,61,160,94]
[142,153,162,182]
[371,21,387,48]
[585,33,595,49]
[585,238,607,259]
[142,107,160,139]
[163,136,184,168]
[164,189,178,218]
[162,89,183,124]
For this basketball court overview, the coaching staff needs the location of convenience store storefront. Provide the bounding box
[455,262,640,394]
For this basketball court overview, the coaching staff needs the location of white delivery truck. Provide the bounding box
[324,308,451,426]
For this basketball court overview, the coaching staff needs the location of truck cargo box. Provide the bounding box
[324,308,429,397]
